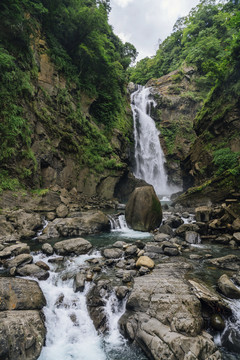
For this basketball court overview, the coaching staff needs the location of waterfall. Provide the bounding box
[131,85,179,197]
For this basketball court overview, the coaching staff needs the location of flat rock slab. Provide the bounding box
[0,243,30,259]
[120,262,221,360]
[0,277,46,310]
[207,255,240,271]
[53,237,92,256]
[41,210,110,239]
[17,264,49,281]
[0,310,46,360]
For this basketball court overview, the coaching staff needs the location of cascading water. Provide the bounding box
[131,86,180,197]
[33,251,147,360]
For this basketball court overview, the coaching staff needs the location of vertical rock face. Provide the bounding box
[119,263,222,360]
[125,186,162,232]
[0,278,46,360]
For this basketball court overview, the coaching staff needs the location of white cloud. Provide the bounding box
[109,0,200,60]
[113,0,134,8]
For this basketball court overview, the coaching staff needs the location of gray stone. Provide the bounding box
[158,224,174,236]
[43,210,110,238]
[42,243,54,255]
[208,255,240,271]
[115,286,129,300]
[175,223,200,238]
[232,218,240,231]
[112,241,127,248]
[233,232,240,244]
[103,248,124,259]
[163,247,179,256]
[5,253,33,269]
[185,231,201,244]
[17,264,49,281]
[0,243,30,259]
[73,273,85,292]
[154,233,170,242]
[53,238,92,256]
[125,186,162,231]
[125,245,138,256]
[0,277,46,310]
[218,274,240,299]
[195,206,212,222]
[0,310,46,360]
[56,204,68,218]
[119,263,221,360]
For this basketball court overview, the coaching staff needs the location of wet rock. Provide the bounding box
[45,212,56,221]
[163,247,179,256]
[175,223,200,238]
[232,218,240,231]
[185,231,201,244]
[115,259,126,268]
[218,274,240,299]
[86,280,112,333]
[135,240,146,249]
[122,271,133,283]
[35,261,50,271]
[208,255,240,271]
[125,245,138,256]
[112,241,127,248]
[210,314,225,331]
[195,206,212,222]
[0,277,46,310]
[0,243,30,260]
[102,248,124,259]
[0,310,46,360]
[73,273,85,292]
[158,224,174,236]
[182,212,190,218]
[213,234,232,244]
[42,210,110,238]
[136,256,155,269]
[154,233,170,242]
[138,266,151,276]
[17,264,49,281]
[115,286,129,300]
[189,254,203,260]
[119,263,221,360]
[48,256,64,263]
[164,216,183,229]
[5,253,33,269]
[188,279,230,313]
[53,238,92,256]
[125,186,162,231]
[56,204,68,218]
[233,232,240,244]
[144,242,162,254]
[42,243,54,255]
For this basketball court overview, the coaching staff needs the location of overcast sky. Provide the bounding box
[109,0,200,61]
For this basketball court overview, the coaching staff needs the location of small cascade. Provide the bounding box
[217,299,240,356]
[131,85,180,197]
[108,214,128,230]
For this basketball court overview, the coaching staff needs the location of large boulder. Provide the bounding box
[218,274,240,299]
[53,237,92,256]
[125,186,162,231]
[0,278,46,310]
[119,262,221,360]
[40,210,110,240]
[0,310,46,360]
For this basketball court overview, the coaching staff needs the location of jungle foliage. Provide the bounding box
[130,0,240,86]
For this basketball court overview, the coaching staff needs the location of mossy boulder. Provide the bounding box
[125,186,162,232]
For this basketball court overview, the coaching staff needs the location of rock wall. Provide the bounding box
[146,67,201,186]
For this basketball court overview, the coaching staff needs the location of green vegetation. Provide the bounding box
[130,0,240,86]
[213,148,240,175]
[0,0,137,189]
[0,170,21,194]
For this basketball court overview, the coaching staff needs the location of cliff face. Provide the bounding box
[177,66,240,206]
[146,67,201,186]
[1,34,134,200]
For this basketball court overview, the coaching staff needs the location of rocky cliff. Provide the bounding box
[0,33,135,201]
[146,67,202,187]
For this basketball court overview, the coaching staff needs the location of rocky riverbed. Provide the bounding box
[0,191,240,359]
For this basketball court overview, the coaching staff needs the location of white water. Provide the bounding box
[37,252,106,360]
[131,86,180,197]
[33,249,146,360]
[110,214,152,239]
